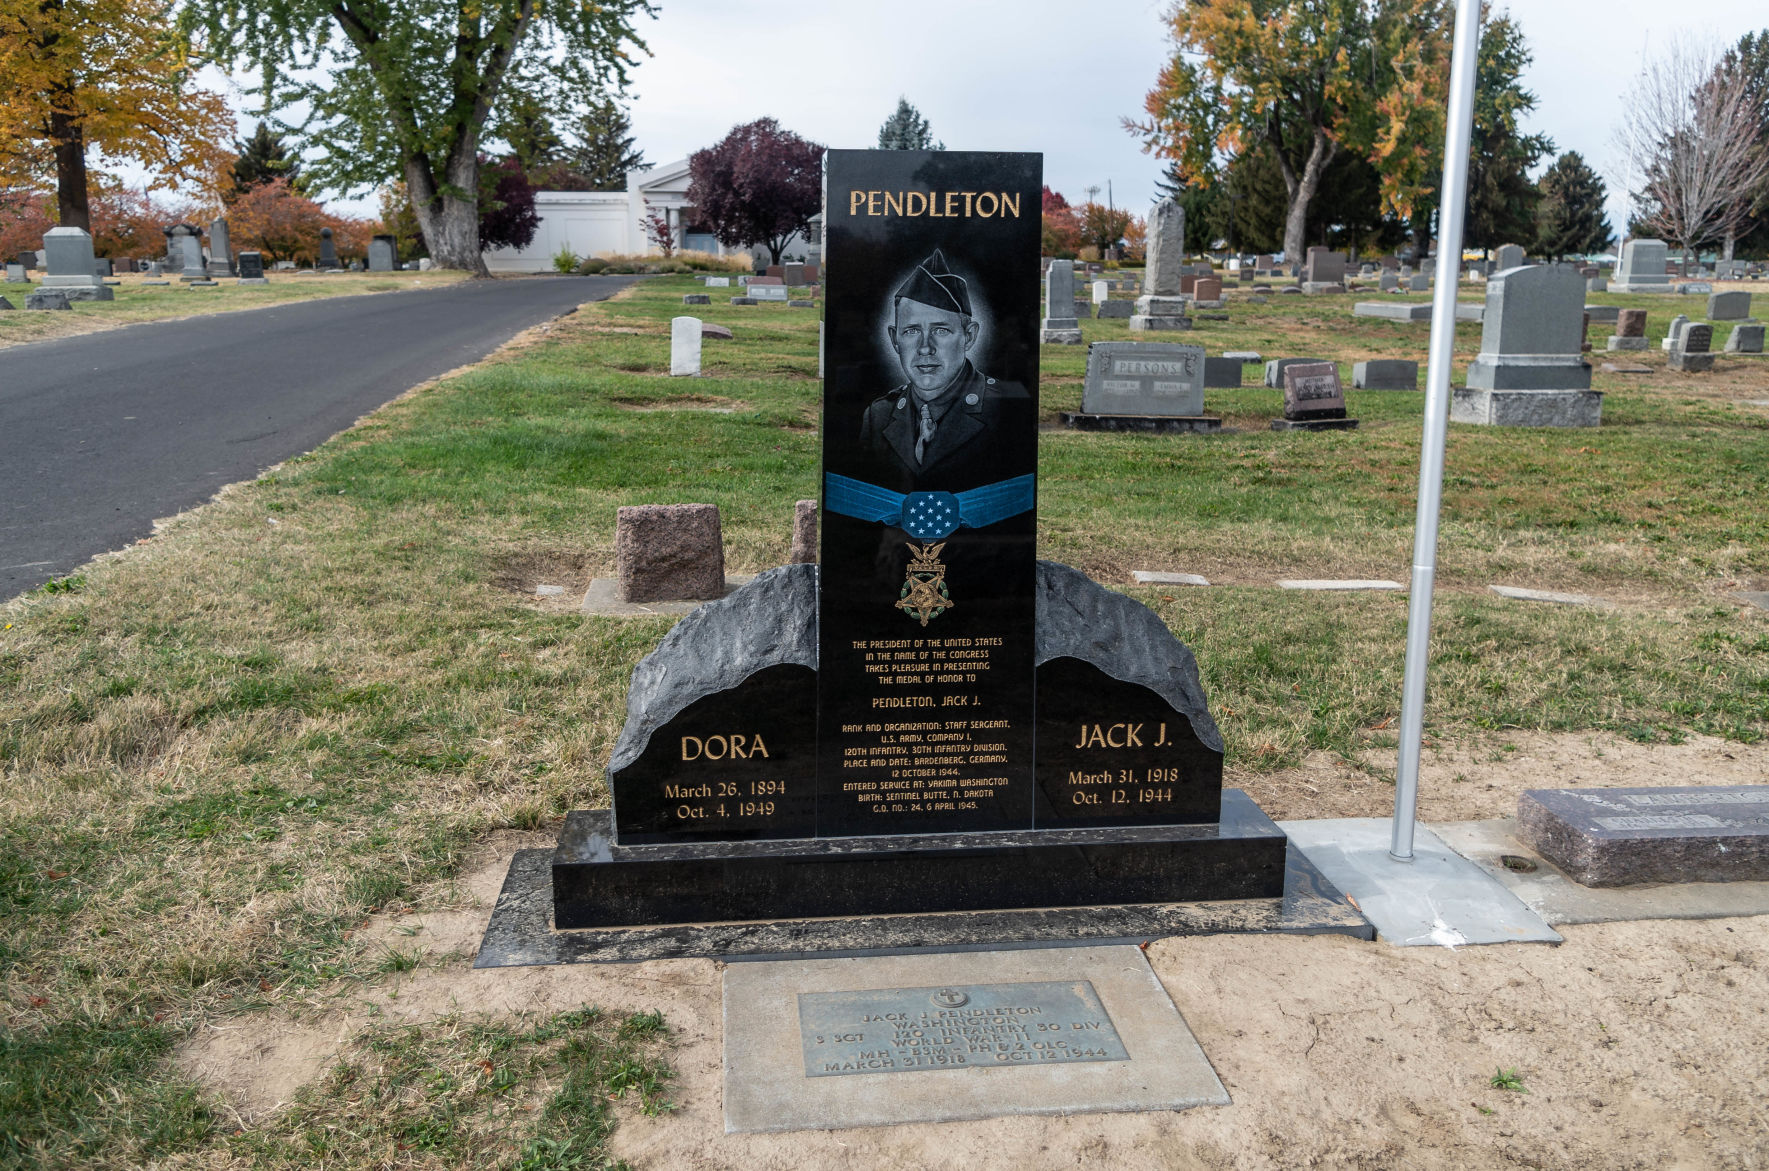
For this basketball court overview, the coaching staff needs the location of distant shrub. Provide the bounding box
[577,256,609,274]
[575,249,751,275]
[552,244,580,274]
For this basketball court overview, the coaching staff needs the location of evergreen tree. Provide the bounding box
[876,98,943,150]
[1533,151,1611,260]
[561,96,646,190]
[497,87,566,172]
[230,122,302,199]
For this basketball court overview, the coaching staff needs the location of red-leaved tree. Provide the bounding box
[0,190,55,259]
[477,156,540,252]
[228,176,328,262]
[687,118,823,265]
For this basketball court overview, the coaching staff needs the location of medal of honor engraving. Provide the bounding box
[817,150,1042,836]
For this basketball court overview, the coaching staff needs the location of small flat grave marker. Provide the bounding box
[1519,786,1769,886]
[1274,361,1358,431]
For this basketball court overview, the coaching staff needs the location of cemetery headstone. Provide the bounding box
[1660,314,1690,352]
[749,284,789,301]
[94,258,113,277]
[1668,322,1714,372]
[1611,238,1671,292]
[1141,201,1184,297]
[368,234,397,272]
[168,223,206,282]
[1725,323,1764,353]
[1494,243,1524,270]
[37,226,114,301]
[0,295,12,310]
[1061,341,1216,433]
[26,290,71,310]
[783,262,806,286]
[670,316,703,375]
[524,149,1296,936]
[1587,274,1608,293]
[1379,272,1398,292]
[4,263,25,283]
[1273,362,1358,431]
[1202,356,1242,388]
[1518,786,1769,886]
[1041,259,1082,343]
[1092,279,1109,305]
[318,227,340,270]
[236,251,267,284]
[1709,291,1753,321]
[1192,277,1223,303]
[1607,308,1648,350]
[1301,248,1347,292]
[1353,360,1419,390]
[1354,301,1431,321]
[1407,274,1429,292]
[705,276,731,287]
[683,293,710,305]
[206,217,235,277]
[1452,263,1599,427]
[616,503,723,602]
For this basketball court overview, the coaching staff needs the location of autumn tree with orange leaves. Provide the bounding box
[0,0,233,232]
[1129,0,1453,262]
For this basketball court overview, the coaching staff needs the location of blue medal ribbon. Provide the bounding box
[824,472,1036,540]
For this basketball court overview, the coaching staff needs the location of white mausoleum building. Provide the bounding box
[482,156,816,273]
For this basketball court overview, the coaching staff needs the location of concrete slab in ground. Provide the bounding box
[1130,570,1209,586]
[1735,591,1769,611]
[1434,818,1769,926]
[722,945,1227,1132]
[1277,579,1403,591]
[1489,585,1602,606]
[1279,819,1561,947]
[581,575,756,616]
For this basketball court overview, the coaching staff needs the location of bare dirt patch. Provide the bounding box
[1241,729,1769,822]
[488,549,594,600]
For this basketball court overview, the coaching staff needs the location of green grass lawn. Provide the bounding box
[2,273,1767,1167]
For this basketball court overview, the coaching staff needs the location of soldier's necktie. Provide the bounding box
[915,402,936,466]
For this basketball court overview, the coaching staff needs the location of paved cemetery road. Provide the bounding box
[0,275,640,598]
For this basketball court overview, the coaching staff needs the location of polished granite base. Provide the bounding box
[553,790,1287,929]
[474,802,1371,966]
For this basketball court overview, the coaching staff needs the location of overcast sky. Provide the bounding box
[221,0,1768,232]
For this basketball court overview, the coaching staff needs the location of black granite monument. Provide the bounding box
[514,151,1343,946]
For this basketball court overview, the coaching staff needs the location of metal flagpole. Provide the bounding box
[1391,0,1484,862]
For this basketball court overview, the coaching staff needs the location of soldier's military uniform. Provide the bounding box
[859,363,1031,491]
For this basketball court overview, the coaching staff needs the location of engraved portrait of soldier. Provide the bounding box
[858,249,1031,491]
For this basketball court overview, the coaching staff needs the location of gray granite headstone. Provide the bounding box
[1464,265,1591,390]
[0,295,12,310]
[1708,291,1752,321]
[26,290,71,310]
[1613,238,1670,290]
[1660,314,1689,352]
[368,234,397,272]
[1725,323,1764,353]
[1518,786,1769,886]
[1494,243,1524,271]
[1202,356,1242,388]
[38,226,113,301]
[6,262,27,282]
[1263,357,1327,388]
[1353,360,1418,389]
[1081,341,1205,416]
[1407,274,1429,292]
[1041,259,1081,343]
[207,217,235,277]
[1379,271,1398,291]
[1141,201,1185,297]
[318,227,340,270]
[1669,322,1714,372]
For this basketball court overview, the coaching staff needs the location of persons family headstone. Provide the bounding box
[1611,238,1671,292]
[1041,258,1082,344]
[368,234,398,272]
[38,226,113,301]
[206,217,235,278]
[1452,264,1601,427]
[1273,362,1357,431]
[1060,341,1217,432]
[528,149,1292,936]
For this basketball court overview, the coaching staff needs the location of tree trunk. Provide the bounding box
[50,102,90,232]
[1281,131,1335,264]
[405,155,489,276]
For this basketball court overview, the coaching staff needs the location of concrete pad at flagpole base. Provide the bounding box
[580,575,755,617]
[1433,819,1769,926]
[721,945,1227,1132]
[1278,819,1561,947]
[1277,579,1404,591]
